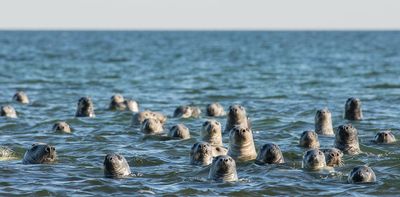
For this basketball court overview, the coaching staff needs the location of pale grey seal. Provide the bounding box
[344,97,363,120]
[208,155,238,182]
[348,165,376,184]
[224,104,251,133]
[168,124,191,139]
[189,142,213,166]
[201,120,223,147]
[75,97,95,117]
[255,143,285,164]
[321,148,343,167]
[0,105,17,118]
[299,130,320,149]
[22,143,57,164]
[373,130,396,144]
[140,118,163,135]
[13,91,30,104]
[206,102,225,117]
[302,149,326,170]
[315,108,334,135]
[227,125,257,161]
[334,124,361,155]
[52,121,71,133]
[104,153,131,178]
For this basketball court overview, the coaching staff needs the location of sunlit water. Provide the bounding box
[0,31,399,196]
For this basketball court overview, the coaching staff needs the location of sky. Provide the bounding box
[0,0,399,30]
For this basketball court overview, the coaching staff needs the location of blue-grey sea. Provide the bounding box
[0,31,399,196]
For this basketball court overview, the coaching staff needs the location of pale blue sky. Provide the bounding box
[0,0,399,30]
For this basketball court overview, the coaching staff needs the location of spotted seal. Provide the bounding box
[344,97,363,120]
[315,108,334,135]
[189,142,213,166]
[334,124,360,155]
[208,155,238,182]
[299,130,320,149]
[224,104,251,133]
[302,149,326,170]
[201,120,223,147]
[75,97,95,117]
[321,148,343,167]
[206,102,225,117]
[13,91,30,104]
[103,153,131,178]
[373,130,396,144]
[52,121,71,133]
[168,124,190,139]
[140,118,163,135]
[255,143,285,164]
[227,125,257,161]
[0,105,17,118]
[131,110,166,126]
[348,165,376,183]
[22,143,57,164]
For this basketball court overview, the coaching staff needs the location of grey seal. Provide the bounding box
[227,125,257,161]
[13,91,30,104]
[334,124,361,155]
[52,121,71,133]
[104,153,131,178]
[75,97,95,117]
[348,165,376,184]
[315,108,334,135]
[302,149,326,170]
[208,155,238,182]
[168,124,190,139]
[201,120,223,147]
[0,105,17,118]
[22,143,57,164]
[224,104,251,133]
[189,142,213,166]
[344,97,363,120]
[140,118,163,135]
[321,148,343,167]
[206,102,225,117]
[131,110,166,126]
[173,105,201,118]
[373,130,396,144]
[109,94,139,112]
[299,130,320,149]
[255,143,285,164]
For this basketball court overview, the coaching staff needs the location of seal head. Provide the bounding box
[132,110,166,126]
[256,143,285,164]
[22,143,57,164]
[224,104,250,133]
[373,130,396,144]
[344,97,363,120]
[52,121,71,133]
[348,165,376,184]
[321,148,343,167]
[302,149,326,170]
[299,130,320,149]
[201,120,223,147]
[13,91,30,104]
[190,142,213,166]
[208,155,238,182]
[227,125,257,161]
[334,124,360,155]
[315,108,334,135]
[168,124,190,139]
[104,153,131,178]
[1,105,17,118]
[75,97,95,117]
[206,103,225,117]
[140,118,163,135]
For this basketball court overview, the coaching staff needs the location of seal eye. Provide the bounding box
[330,153,335,157]
[319,151,323,155]
[203,122,208,126]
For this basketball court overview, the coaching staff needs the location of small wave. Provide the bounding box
[365,83,400,89]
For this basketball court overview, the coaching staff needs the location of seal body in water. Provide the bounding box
[140,118,163,135]
[52,121,71,133]
[348,165,376,184]
[131,110,166,126]
[299,130,320,149]
[302,149,326,170]
[173,105,201,118]
[206,103,225,117]
[315,108,334,135]
[228,125,257,161]
[255,143,285,164]
[22,143,57,164]
[0,105,17,118]
[13,91,30,104]
[201,120,223,147]
[75,97,95,117]
[190,142,213,166]
[168,124,190,139]
[208,155,238,182]
[321,148,343,167]
[344,97,363,120]
[104,153,131,178]
[373,130,396,144]
[334,124,360,155]
[224,104,251,133]
[109,94,139,112]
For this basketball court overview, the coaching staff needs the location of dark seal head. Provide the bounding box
[255,143,285,164]
[334,124,360,155]
[315,108,334,135]
[22,143,57,164]
[208,155,238,182]
[321,148,343,167]
[299,130,320,149]
[140,118,163,135]
[348,165,376,184]
[13,91,30,104]
[0,105,17,118]
[224,104,250,133]
[373,130,396,144]
[52,121,71,133]
[104,153,131,178]
[344,97,363,120]
[206,103,225,117]
[228,125,257,161]
[131,110,166,126]
[302,149,326,170]
[190,142,213,166]
[201,120,223,147]
[168,124,190,139]
[75,97,95,117]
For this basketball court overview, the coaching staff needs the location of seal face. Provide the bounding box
[206,103,225,117]
[315,108,334,135]
[104,153,131,178]
[227,125,257,161]
[190,142,213,166]
[348,165,376,184]
[344,97,363,120]
[208,155,238,182]
[75,97,95,117]
[168,124,190,139]
[52,121,71,133]
[109,94,139,112]
[373,130,396,144]
[224,105,250,133]
[131,110,166,126]
[13,91,30,104]
[22,143,57,164]
[201,120,223,147]
[302,149,326,170]
[334,124,361,155]
[0,105,17,118]
[173,105,201,118]
[140,118,163,135]
[256,143,285,164]
[321,148,343,167]
[299,130,320,149]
